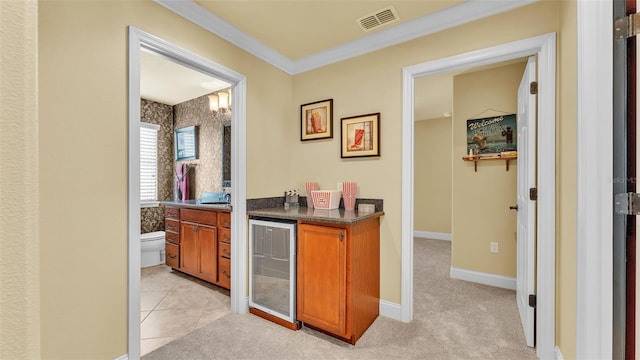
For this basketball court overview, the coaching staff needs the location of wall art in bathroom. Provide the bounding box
[175,125,198,161]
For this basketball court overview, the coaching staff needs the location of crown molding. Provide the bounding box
[156,0,538,75]
[155,0,294,73]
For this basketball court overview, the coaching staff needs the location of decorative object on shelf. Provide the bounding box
[301,99,333,141]
[174,125,198,161]
[305,181,319,208]
[466,113,516,157]
[342,181,357,211]
[284,190,299,209]
[341,113,380,158]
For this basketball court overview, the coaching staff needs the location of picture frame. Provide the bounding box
[174,125,198,161]
[340,113,380,158]
[301,99,333,141]
[466,114,517,156]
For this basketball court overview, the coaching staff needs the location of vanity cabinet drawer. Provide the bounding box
[165,219,180,233]
[217,212,231,228]
[166,243,179,269]
[218,257,231,289]
[181,208,217,226]
[165,206,180,220]
[218,228,231,244]
[165,230,179,244]
[219,242,231,259]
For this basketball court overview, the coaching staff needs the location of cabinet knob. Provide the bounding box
[339,232,344,242]
[222,270,231,279]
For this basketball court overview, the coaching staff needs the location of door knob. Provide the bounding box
[509,205,518,211]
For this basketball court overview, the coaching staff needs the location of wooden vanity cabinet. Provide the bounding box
[180,208,217,284]
[164,206,231,290]
[164,206,180,269]
[217,212,231,289]
[296,216,380,345]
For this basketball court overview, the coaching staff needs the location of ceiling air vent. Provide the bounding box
[357,6,399,32]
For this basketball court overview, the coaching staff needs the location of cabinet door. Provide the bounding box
[198,225,217,283]
[297,224,347,337]
[180,222,199,276]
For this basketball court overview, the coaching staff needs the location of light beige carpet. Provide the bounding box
[143,239,537,359]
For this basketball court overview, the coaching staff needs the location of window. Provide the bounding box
[140,122,160,206]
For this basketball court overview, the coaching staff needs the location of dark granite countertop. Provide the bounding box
[163,200,232,212]
[247,206,383,225]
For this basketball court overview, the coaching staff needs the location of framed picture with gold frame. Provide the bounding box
[301,99,333,141]
[340,113,380,158]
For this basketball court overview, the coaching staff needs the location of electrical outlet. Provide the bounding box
[490,242,499,253]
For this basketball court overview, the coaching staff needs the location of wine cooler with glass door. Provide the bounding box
[248,218,298,328]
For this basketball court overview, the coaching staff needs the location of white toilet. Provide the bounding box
[141,231,166,268]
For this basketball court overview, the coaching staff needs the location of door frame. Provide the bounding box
[127,27,248,359]
[575,0,613,358]
[401,33,556,359]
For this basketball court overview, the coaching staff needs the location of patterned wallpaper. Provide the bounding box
[139,94,231,234]
[174,94,231,200]
[141,98,174,233]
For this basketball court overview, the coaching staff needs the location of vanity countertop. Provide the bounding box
[247,206,383,225]
[163,200,232,212]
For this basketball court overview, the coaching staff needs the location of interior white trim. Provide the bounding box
[128,26,248,360]
[402,33,556,359]
[379,299,402,321]
[450,267,516,290]
[555,346,565,360]
[154,0,293,74]
[155,0,537,75]
[413,231,451,241]
[575,0,613,358]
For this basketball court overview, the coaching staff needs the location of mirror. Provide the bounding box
[222,124,231,187]
[174,125,198,161]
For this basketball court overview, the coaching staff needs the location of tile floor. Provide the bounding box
[140,265,231,356]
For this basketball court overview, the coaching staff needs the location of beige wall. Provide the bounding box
[38,1,292,357]
[557,0,578,358]
[0,1,40,358]
[291,0,560,305]
[5,0,576,358]
[414,117,452,234]
[451,62,525,278]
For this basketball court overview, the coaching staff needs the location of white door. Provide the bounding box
[516,56,537,347]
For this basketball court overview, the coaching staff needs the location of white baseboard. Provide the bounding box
[113,354,128,360]
[413,231,451,241]
[555,346,564,360]
[450,267,516,290]
[379,299,402,321]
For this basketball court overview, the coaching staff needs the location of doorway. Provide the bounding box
[127,27,248,359]
[401,33,556,359]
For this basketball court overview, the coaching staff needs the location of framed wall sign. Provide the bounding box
[466,114,516,156]
[340,113,380,158]
[174,125,198,161]
[301,99,333,141]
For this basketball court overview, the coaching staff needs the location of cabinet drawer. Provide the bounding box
[165,230,179,244]
[165,243,179,269]
[165,219,180,233]
[218,257,231,289]
[218,228,231,244]
[219,242,231,259]
[165,206,180,220]
[181,208,217,226]
[217,212,231,228]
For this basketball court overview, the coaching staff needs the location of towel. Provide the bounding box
[176,163,189,201]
